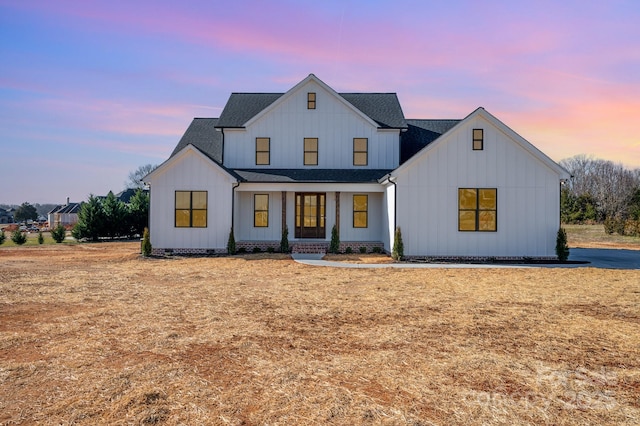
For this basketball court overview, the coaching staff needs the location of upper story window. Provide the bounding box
[307,92,316,109]
[256,137,270,165]
[254,194,269,227]
[458,188,496,232]
[353,138,368,166]
[353,194,368,228]
[175,190,207,228]
[304,138,318,165]
[473,129,484,150]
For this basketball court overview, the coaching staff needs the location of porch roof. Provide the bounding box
[232,168,392,183]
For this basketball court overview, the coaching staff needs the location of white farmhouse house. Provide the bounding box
[145,74,570,259]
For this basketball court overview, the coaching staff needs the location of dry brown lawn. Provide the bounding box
[0,242,639,425]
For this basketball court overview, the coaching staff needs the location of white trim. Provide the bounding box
[236,182,384,193]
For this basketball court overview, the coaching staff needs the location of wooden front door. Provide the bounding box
[295,193,325,238]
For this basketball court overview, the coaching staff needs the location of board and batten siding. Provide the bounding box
[148,148,234,250]
[338,192,384,242]
[223,80,400,169]
[235,191,282,241]
[394,115,562,258]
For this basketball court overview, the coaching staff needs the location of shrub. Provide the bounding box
[392,227,404,261]
[141,227,152,257]
[11,230,27,245]
[227,228,236,254]
[372,246,382,254]
[237,247,247,254]
[280,224,289,253]
[345,246,353,254]
[0,229,5,245]
[359,246,367,254]
[51,224,66,243]
[37,231,44,244]
[556,227,570,262]
[267,246,275,253]
[329,225,340,254]
[252,246,262,253]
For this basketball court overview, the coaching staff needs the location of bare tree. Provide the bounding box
[126,164,158,190]
[560,155,640,226]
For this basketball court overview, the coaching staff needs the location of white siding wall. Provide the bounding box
[339,192,384,242]
[224,80,400,169]
[148,149,234,250]
[235,191,282,241]
[396,116,561,257]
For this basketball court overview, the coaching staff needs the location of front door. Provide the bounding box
[295,193,325,238]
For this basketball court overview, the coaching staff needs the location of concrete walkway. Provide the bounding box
[292,248,640,270]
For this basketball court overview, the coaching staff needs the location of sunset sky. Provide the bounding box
[1,0,639,205]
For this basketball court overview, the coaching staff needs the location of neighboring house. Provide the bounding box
[48,198,81,228]
[146,74,570,259]
[0,208,13,224]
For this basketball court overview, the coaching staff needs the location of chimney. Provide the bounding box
[66,197,70,205]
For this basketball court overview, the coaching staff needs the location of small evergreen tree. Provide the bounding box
[51,224,66,243]
[37,230,44,244]
[329,224,340,254]
[392,227,404,261]
[227,227,236,254]
[127,189,149,236]
[11,230,27,245]
[556,227,570,262]
[74,195,105,241]
[280,224,290,253]
[0,229,5,245]
[141,227,152,257]
[102,191,127,239]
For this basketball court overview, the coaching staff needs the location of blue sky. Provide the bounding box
[1,0,639,204]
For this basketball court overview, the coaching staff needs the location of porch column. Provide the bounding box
[281,191,287,232]
[335,192,340,233]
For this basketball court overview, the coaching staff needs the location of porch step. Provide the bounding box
[291,243,329,254]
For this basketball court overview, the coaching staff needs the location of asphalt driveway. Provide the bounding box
[568,248,640,269]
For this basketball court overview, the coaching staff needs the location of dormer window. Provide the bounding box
[473,129,484,150]
[307,92,316,109]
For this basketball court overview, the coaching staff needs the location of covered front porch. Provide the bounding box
[232,181,389,253]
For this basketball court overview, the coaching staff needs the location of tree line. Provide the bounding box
[560,155,640,235]
[72,190,149,241]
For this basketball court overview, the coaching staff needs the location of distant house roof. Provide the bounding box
[400,119,461,163]
[215,93,407,129]
[48,203,81,215]
[115,188,148,203]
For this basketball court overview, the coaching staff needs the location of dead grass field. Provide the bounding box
[1,242,639,425]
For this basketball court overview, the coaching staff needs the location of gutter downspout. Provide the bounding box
[231,181,240,230]
[389,176,398,236]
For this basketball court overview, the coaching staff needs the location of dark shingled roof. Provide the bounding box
[216,93,283,128]
[400,119,461,163]
[232,169,392,183]
[340,93,407,129]
[171,118,223,164]
[215,93,407,129]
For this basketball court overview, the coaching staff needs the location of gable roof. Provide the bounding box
[395,107,571,179]
[401,119,461,163]
[170,118,223,164]
[215,74,407,130]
